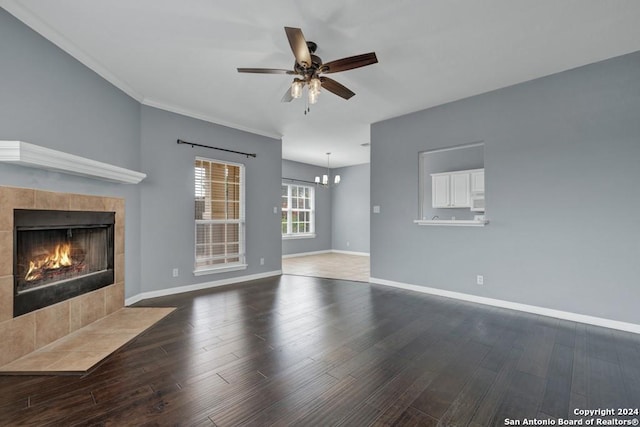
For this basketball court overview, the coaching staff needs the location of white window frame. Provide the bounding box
[194,157,247,275]
[281,183,316,240]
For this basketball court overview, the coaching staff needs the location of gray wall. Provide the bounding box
[1,9,283,299]
[371,51,640,324]
[140,106,282,292]
[421,144,484,221]
[0,9,143,298]
[281,159,331,255]
[332,163,370,253]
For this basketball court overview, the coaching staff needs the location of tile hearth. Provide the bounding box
[0,307,175,375]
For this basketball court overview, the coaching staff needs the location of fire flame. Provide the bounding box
[25,243,74,281]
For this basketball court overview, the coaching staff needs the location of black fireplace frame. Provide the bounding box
[13,209,115,317]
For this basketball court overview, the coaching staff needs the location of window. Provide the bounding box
[194,157,246,274]
[281,183,315,239]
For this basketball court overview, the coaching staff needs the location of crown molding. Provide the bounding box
[0,0,144,102]
[1,0,284,141]
[0,141,147,184]
[1,1,284,141]
[141,98,282,140]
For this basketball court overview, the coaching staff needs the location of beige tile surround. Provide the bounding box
[0,186,125,367]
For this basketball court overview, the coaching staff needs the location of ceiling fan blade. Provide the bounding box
[321,52,378,74]
[284,27,312,69]
[281,87,294,102]
[237,68,295,74]
[320,77,355,100]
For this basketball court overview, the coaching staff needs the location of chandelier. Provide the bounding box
[314,152,340,186]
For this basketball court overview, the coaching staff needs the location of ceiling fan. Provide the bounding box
[238,27,378,105]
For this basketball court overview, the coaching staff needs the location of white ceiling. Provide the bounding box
[3,0,640,168]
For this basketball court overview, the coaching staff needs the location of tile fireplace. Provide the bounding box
[0,186,125,367]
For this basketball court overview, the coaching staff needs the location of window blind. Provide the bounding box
[195,158,245,271]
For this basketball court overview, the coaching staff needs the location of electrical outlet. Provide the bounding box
[476,275,484,285]
[260,257,264,265]
[172,268,179,277]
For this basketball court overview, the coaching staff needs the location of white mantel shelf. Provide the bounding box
[414,219,489,227]
[0,141,146,184]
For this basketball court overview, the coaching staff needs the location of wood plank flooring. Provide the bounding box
[1,274,639,426]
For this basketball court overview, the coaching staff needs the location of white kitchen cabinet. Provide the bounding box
[431,174,451,208]
[470,170,485,212]
[451,172,471,207]
[431,170,473,208]
[471,170,485,193]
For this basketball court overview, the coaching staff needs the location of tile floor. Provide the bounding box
[282,252,370,282]
[0,307,175,375]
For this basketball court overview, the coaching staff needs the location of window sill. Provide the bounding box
[282,233,316,240]
[414,219,489,227]
[193,263,248,276]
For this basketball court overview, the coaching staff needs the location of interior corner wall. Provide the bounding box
[331,163,370,254]
[1,8,284,299]
[0,8,143,299]
[140,106,282,292]
[281,159,332,255]
[370,51,640,325]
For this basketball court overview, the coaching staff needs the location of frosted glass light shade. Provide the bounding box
[308,88,319,104]
[291,81,303,98]
[309,78,321,93]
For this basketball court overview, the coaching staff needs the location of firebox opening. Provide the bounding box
[13,210,115,317]
[16,227,109,293]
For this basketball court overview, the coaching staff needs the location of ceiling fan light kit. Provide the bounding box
[238,27,378,110]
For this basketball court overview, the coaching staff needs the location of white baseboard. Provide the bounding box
[331,250,370,256]
[370,277,640,335]
[282,250,331,259]
[125,270,282,306]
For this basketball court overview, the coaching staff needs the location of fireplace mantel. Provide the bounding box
[0,140,146,184]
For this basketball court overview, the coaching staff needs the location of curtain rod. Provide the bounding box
[177,139,257,158]
[282,177,317,185]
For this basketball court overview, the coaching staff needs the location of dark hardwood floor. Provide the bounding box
[1,274,639,426]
